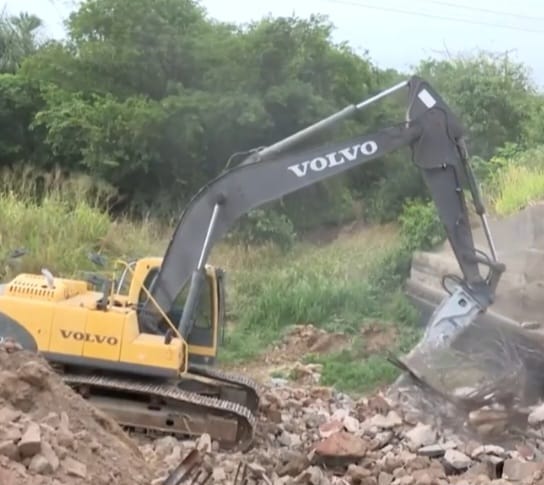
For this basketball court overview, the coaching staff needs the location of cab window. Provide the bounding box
[172,277,213,329]
[137,267,213,329]
[138,267,159,305]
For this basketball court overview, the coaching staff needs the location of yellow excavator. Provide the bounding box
[0,76,505,450]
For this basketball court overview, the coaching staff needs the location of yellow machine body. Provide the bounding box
[0,257,224,378]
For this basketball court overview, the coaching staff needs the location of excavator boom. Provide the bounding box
[140,76,505,349]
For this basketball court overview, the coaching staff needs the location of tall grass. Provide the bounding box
[483,145,544,217]
[491,164,544,216]
[216,224,422,368]
[0,165,167,278]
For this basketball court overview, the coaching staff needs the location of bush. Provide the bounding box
[283,180,357,231]
[398,198,446,251]
[362,161,426,224]
[227,208,296,251]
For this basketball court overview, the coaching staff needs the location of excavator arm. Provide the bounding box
[138,76,505,349]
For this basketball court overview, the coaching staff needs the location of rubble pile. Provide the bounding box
[5,320,544,485]
[142,374,544,485]
[0,341,152,485]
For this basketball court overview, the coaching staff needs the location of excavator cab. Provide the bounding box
[115,257,226,365]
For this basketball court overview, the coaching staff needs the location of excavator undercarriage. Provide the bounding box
[59,365,259,450]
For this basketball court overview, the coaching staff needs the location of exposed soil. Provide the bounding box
[222,324,352,382]
[0,341,152,485]
[359,322,399,355]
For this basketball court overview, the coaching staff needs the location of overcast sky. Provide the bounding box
[4,0,544,87]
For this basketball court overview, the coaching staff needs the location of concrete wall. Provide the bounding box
[405,202,544,324]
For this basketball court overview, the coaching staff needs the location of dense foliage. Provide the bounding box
[1,0,543,242]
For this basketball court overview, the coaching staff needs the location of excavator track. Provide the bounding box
[187,363,260,412]
[61,372,257,451]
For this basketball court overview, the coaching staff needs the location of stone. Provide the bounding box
[310,387,333,401]
[212,467,227,482]
[411,470,433,485]
[196,433,212,453]
[154,436,179,457]
[41,441,59,472]
[347,464,371,481]
[366,395,391,415]
[529,403,544,425]
[342,416,360,434]
[163,445,182,469]
[0,407,21,424]
[63,456,87,478]
[280,458,310,477]
[502,458,543,481]
[17,422,41,458]
[377,472,393,485]
[2,426,22,442]
[59,412,70,431]
[468,457,502,481]
[417,444,448,458]
[371,431,393,450]
[0,440,19,461]
[471,445,506,459]
[17,361,51,389]
[268,409,283,423]
[444,449,472,471]
[313,431,368,461]
[319,420,344,438]
[42,412,60,428]
[279,431,301,447]
[404,423,436,450]
[515,444,535,461]
[151,477,168,485]
[366,411,402,430]
[295,465,326,485]
[56,429,75,450]
[28,454,53,474]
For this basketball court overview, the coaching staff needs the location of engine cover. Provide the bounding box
[4,273,88,302]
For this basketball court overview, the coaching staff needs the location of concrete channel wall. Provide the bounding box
[405,201,544,325]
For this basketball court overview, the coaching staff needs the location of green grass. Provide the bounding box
[302,309,422,394]
[215,224,425,393]
[215,225,406,358]
[0,166,167,279]
[484,145,544,217]
[491,165,544,216]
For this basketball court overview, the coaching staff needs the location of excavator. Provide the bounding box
[0,75,506,450]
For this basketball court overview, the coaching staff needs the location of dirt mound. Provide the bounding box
[0,341,152,485]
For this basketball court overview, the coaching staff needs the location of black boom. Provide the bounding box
[138,76,505,339]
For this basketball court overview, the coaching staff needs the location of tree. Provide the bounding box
[20,2,389,224]
[3,0,544,238]
[0,12,43,73]
[415,51,538,160]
